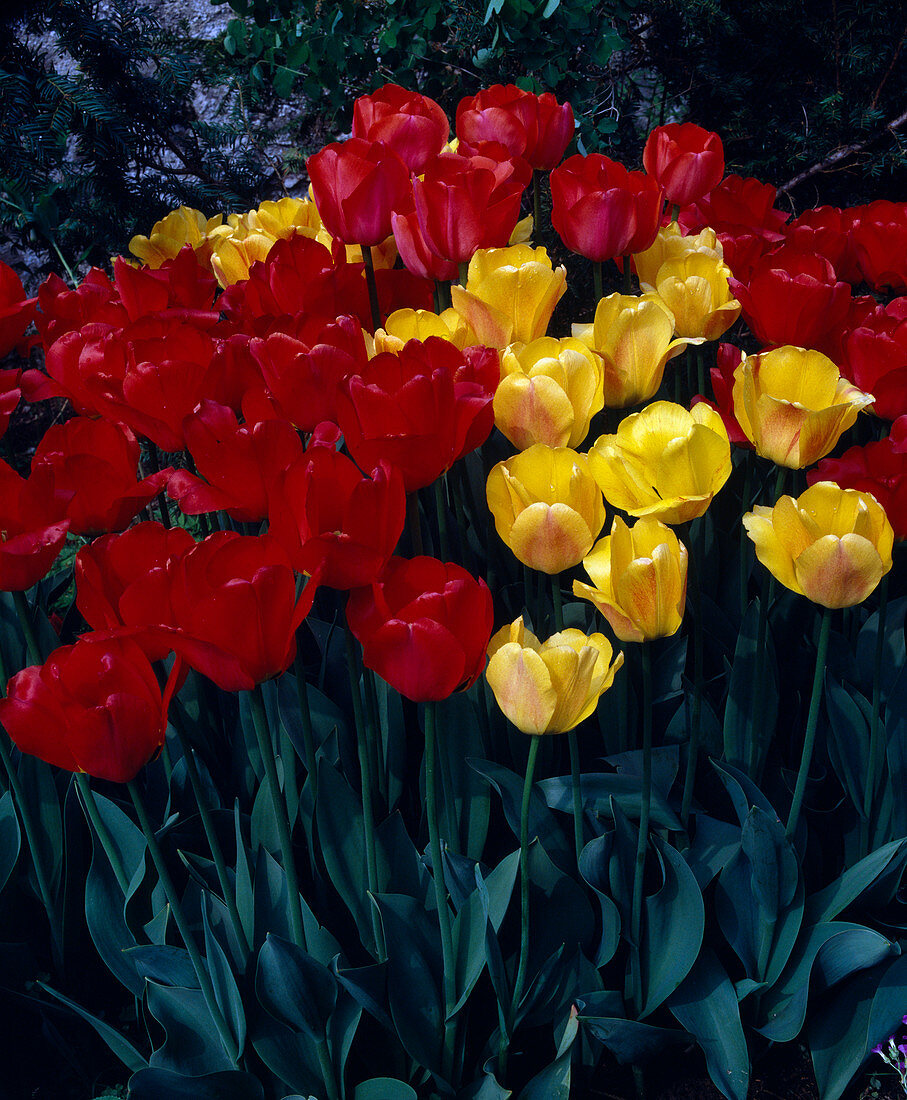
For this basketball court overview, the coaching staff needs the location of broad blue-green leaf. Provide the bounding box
[526,841,595,974]
[250,1013,321,1096]
[685,813,740,889]
[474,860,511,1017]
[253,847,294,949]
[354,1080,417,1100]
[128,1068,264,1099]
[146,981,235,1074]
[251,772,281,856]
[520,1007,578,1098]
[19,754,63,894]
[437,690,491,860]
[578,835,621,967]
[255,933,337,1041]
[124,945,198,988]
[711,760,777,827]
[825,676,871,816]
[577,1011,688,1062]
[0,790,21,895]
[640,837,704,1017]
[722,600,777,767]
[233,802,254,949]
[374,893,444,1075]
[537,771,681,830]
[805,839,907,923]
[203,901,246,1054]
[856,596,907,697]
[37,981,148,1072]
[668,950,748,1100]
[451,850,519,1013]
[333,960,393,1033]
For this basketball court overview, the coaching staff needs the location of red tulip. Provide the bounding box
[0,259,37,357]
[168,401,304,522]
[391,192,459,283]
[353,84,449,174]
[839,303,907,421]
[0,368,22,437]
[809,436,907,541]
[643,123,724,206]
[35,268,125,349]
[308,137,411,247]
[268,426,406,589]
[336,337,499,493]
[782,206,859,282]
[692,342,752,448]
[456,84,574,170]
[346,556,494,702]
[412,150,530,264]
[111,249,219,326]
[849,200,907,291]
[732,246,852,352]
[0,459,70,591]
[32,417,173,536]
[550,154,662,262]
[0,635,181,783]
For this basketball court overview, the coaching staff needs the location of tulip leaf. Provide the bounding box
[578,834,622,968]
[526,840,595,975]
[127,1068,265,1100]
[640,836,704,1017]
[146,981,236,1074]
[124,945,199,988]
[577,1008,689,1062]
[668,949,749,1100]
[333,960,393,1033]
[651,632,687,705]
[538,769,681,831]
[0,791,21,895]
[722,599,777,769]
[436,690,491,861]
[684,812,740,889]
[520,1007,578,1099]
[856,596,907,698]
[825,675,871,816]
[255,933,338,1041]
[327,985,361,1093]
[37,980,148,1072]
[203,900,246,1054]
[18,753,63,895]
[251,771,281,856]
[810,953,907,1100]
[354,1080,417,1100]
[249,1012,323,1096]
[233,802,254,950]
[373,892,444,1075]
[474,858,512,1018]
[711,759,777,827]
[378,810,430,905]
[805,838,907,923]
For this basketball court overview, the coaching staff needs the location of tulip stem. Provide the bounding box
[143,444,171,529]
[361,244,382,332]
[315,1036,341,1100]
[681,521,705,829]
[502,732,541,1080]
[127,778,240,1065]
[293,650,318,798]
[630,644,653,1018]
[406,493,424,556]
[12,589,42,666]
[532,170,542,238]
[622,254,633,295]
[424,702,457,1086]
[862,572,889,856]
[551,573,584,866]
[739,451,754,616]
[247,683,307,952]
[785,607,832,841]
[172,726,251,959]
[344,628,386,962]
[75,772,131,896]
[458,260,469,287]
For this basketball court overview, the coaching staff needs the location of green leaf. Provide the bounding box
[38,981,148,1073]
[668,950,749,1100]
[825,676,871,815]
[146,981,235,1074]
[354,1081,417,1100]
[520,1007,578,1097]
[127,1069,264,1099]
[255,933,338,1042]
[203,901,246,1054]
[578,834,621,967]
[0,790,21,894]
[124,945,198,988]
[540,0,560,15]
[577,996,689,1062]
[436,691,491,860]
[451,850,519,1013]
[722,600,777,766]
[538,768,681,830]
[805,838,907,923]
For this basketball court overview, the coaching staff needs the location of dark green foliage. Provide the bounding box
[643,0,907,207]
[0,0,275,272]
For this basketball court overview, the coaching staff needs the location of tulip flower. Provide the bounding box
[550,154,663,262]
[643,123,725,207]
[336,338,499,493]
[571,292,688,408]
[455,85,574,170]
[783,205,858,282]
[573,516,688,643]
[35,268,125,350]
[346,556,494,702]
[412,150,531,264]
[632,222,724,288]
[743,482,893,608]
[372,308,475,354]
[450,245,567,349]
[128,205,223,269]
[494,336,603,449]
[486,444,606,573]
[0,259,37,357]
[0,460,70,591]
[0,368,21,438]
[390,192,459,282]
[353,84,449,174]
[589,401,731,524]
[809,437,907,542]
[31,417,174,536]
[0,635,182,783]
[838,305,907,422]
[267,430,406,589]
[486,616,623,735]
[849,200,907,291]
[642,253,741,341]
[307,137,411,247]
[732,346,874,469]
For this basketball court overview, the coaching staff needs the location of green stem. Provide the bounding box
[143,445,171,529]
[458,260,469,288]
[12,589,42,665]
[361,244,382,332]
[681,524,704,829]
[247,684,306,950]
[127,779,239,1064]
[75,773,130,896]
[315,1037,341,1100]
[293,650,318,797]
[173,727,251,958]
[862,574,890,855]
[504,734,541,1075]
[433,476,450,562]
[567,730,584,868]
[425,702,457,1085]
[345,629,386,961]
[739,451,754,617]
[785,608,833,841]
[630,644,653,1017]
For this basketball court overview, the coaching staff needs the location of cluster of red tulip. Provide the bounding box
[0,81,905,786]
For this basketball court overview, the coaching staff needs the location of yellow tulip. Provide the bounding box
[732,346,874,469]
[247,197,322,239]
[486,445,607,573]
[642,253,741,341]
[451,245,567,349]
[129,205,223,268]
[486,617,624,734]
[589,401,732,525]
[573,516,688,643]
[509,214,534,247]
[207,226,276,287]
[372,308,476,355]
[743,482,893,608]
[633,222,723,288]
[571,292,689,409]
[494,337,604,450]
